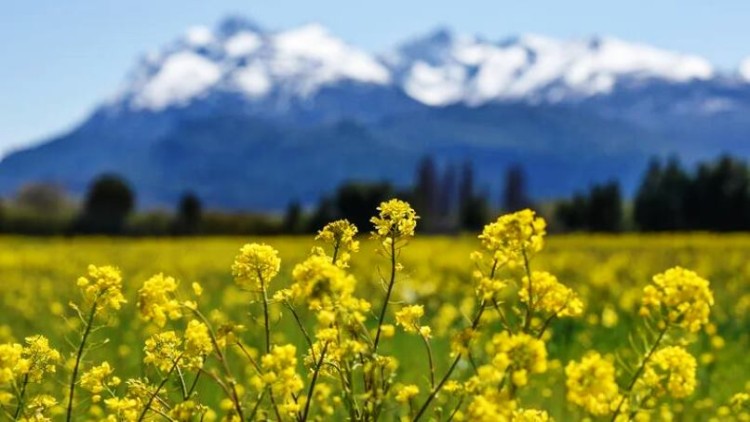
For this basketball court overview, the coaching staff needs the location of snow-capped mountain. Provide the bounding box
[386,29,715,105]
[3,16,750,210]
[115,17,391,113]
[111,17,730,113]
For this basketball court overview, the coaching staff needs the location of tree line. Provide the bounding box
[2,154,750,235]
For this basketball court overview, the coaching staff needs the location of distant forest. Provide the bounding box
[0,154,749,235]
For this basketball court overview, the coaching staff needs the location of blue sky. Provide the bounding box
[1,0,749,155]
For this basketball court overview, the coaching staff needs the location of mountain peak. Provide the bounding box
[217,15,264,37]
[112,16,726,112]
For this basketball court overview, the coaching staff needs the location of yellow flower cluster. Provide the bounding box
[519,271,584,317]
[183,320,213,370]
[137,273,183,327]
[0,200,731,420]
[256,344,303,414]
[76,264,126,316]
[465,390,516,421]
[488,331,548,387]
[231,243,281,291]
[104,396,140,421]
[80,362,120,403]
[565,352,621,416]
[370,199,418,241]
[478,208,546,268]
[143,331,182,372]
[26,394,57,419]
[641,266,714,332]
[394,384,419,403]
[316,219,359,266]
[638,346,697,399]
[18,336,61,383]
[395,304,427,334]
[287,254,359,312]
[0,343,22,384]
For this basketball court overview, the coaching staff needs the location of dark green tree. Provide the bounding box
[634,157,690,231]
[587,181,622,232]
[502,164,531,213]
[175,192,203,235]
[685,155,750,231]
[282,200,303,234]
[74,174,135,234]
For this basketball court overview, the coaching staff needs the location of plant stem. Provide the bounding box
[259,274,272,354]
[419,333,436,389]
[190,308,245,420]
[610,325,669,421]
[521,248,534,333]
[138,357,181,422]
[301,342,329,421]
[66,300,98,422]
[413,302,486,422]
[373,238,397,352]
[13,374,29,419]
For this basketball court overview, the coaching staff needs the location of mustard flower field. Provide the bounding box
[1,202,749,421]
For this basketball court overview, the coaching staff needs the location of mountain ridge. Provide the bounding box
[2,15,750,210]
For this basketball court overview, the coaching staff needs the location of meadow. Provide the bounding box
[0,204,749,421]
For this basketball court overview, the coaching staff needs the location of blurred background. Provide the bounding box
[3,0,750,235]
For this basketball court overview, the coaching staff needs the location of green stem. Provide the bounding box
[413,302,486,422]
[259,274,272,354]
[521,248,533,333]
[419,333,436,389]
[301,342,329,421]
[610,325,669,421]
[66,300,98,422]
[373,237,397,352]
[189,308,245,420]
[138,357,181,421]
[13,374,29,419]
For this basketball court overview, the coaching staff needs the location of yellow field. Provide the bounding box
[1,213,749,420]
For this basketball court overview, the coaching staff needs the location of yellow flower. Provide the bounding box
[638,346,697,399]
[640,266,713,332]
[730,392,750,412]
[259,344,304,415]
[565,352,621,416]
[488,332,547,387]
[370,199,418,241]
[290,255,357,311]
[478,209,546,268]
[395,305,424,334]
[0,343,23,384]
[519,271,583,318]
[137,273,183,327]
[76,265,127,316]
[104,396,141,421]
[170,399,209,421]
[316,219,360,266]
[143,331,182,372]
[465,390,516,421]
[474,272,509,301]
[19,336,61,383]
[25,394,57,419]
[81,362,119,402]
[394,384,420,403]
[231,243,281,291]
[513,408,552,421]
[183,320,213,370]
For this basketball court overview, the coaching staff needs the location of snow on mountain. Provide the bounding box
[116,17,726,113]
[386,29,715,106]
[119,17,391,111]
[740,57,750,82]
